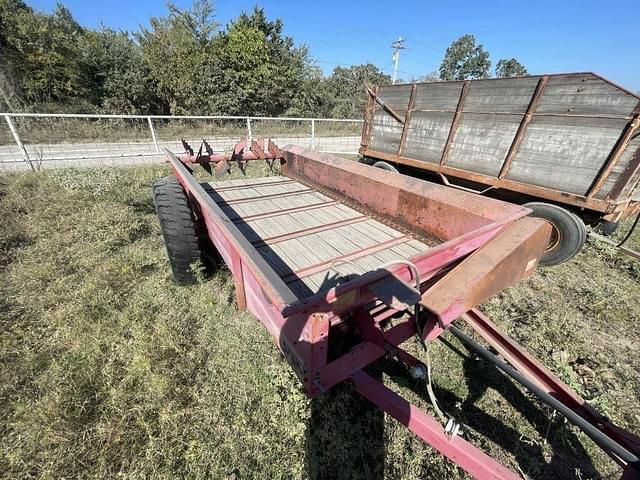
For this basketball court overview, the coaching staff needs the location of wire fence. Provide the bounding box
[0,113,364,171]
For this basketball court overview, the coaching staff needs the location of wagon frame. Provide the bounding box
[156,146,640,479]
[359,73,640,266]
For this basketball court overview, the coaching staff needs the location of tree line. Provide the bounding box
[0,0,527,118]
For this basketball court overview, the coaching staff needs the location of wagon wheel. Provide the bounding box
[523,202,586,267]
[153,177,217,285]
[372,160,399,173]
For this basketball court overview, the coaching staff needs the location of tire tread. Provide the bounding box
[153,177,203,285]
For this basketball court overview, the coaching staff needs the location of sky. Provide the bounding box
[27,0,640,91]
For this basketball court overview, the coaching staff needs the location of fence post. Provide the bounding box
[246,117,253,147]
[4,114,31,166]
[147,116,160,153]
[311,119,316,150]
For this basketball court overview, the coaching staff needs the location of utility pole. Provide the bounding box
[391,37,406,85]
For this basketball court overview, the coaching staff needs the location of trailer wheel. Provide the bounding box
[523,202,586,267]
[358,156,375,166]
[372,161,399,173]
[153,177,206,285]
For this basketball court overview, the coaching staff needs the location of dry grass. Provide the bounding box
[0,162,638,479]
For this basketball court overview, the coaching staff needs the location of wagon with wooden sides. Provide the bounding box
[360,73,640,265]
[153,145,640,479]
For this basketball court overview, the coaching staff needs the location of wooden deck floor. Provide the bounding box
[204,176,436,300]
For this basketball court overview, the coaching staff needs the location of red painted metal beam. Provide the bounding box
[351,370,521,480]
[463,308,640,465]
[420,217,550,339]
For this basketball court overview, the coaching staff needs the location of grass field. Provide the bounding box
[1,162,639,479]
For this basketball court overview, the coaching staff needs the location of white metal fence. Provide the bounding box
[0,113,364,171]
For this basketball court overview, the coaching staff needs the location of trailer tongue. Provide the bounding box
[154,145,640,479]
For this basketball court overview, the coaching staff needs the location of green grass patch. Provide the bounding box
[1,164,638,479]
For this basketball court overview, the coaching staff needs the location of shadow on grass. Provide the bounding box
[305,380,385,480]
[452,341,601,479]
[303,344,601,480]
[375,337,601,479]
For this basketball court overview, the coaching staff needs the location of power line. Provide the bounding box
[404,36,442,53]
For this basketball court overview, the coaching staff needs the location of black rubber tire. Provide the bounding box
[358,156,376,166]
[523,202,587,267]
[372,161,399,173]
[153,176,204,285]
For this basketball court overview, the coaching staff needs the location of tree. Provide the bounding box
[81,28,164,114]
[495,58,528,78]
[213,7,311,116]
[0,0,95,111]
[0,0,396,117]
[318,64,392,118]
[137,0,221,115]
[439,34,490,81]
[415,72,440,83]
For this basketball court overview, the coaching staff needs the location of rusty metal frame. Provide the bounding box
[360,86,377,149]
[360,148,618,212]
[365,85,405,124]
[608,141,640,200]
[587,114,640,198]
[498,75,549,179]
[180,137,282,176]
[163,147,640,480]
[398,83,417,157]
[440,80,470,166]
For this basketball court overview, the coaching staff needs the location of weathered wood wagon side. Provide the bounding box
[360,73,640,265]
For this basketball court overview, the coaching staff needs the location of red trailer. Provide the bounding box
[153,145,640,479]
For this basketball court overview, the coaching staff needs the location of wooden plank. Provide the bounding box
[440,80,470,166]
[402,111,455,164]
[413,81,464,111]
[368,110,405,154]
[376,84,414,110]
[498,75,549,179]
[208,177,292,192]
[505,115,630,195]
[463,76,540,114]
[446,113,523,177]
[216,186,313,205]
[360,86,377,149]
[281,235,411,284]
[536,74,638,117]
[607,139,640,200]
[251,216,368,248]
[230,200,338,223]
[221,192,330,217]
